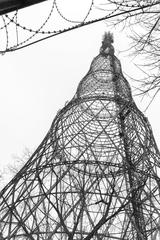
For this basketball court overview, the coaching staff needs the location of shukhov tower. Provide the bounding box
[1,33,160,240]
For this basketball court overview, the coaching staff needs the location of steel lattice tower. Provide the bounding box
[1,33,160,240]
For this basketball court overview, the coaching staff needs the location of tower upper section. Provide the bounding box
[76,32,132,103]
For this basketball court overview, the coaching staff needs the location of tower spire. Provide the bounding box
[100,31,114,55]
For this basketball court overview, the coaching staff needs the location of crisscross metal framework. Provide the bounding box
[0,33,160,240]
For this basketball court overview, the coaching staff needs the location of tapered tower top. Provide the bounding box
[76,32,132,103]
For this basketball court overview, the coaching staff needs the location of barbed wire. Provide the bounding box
[0,0,159,53]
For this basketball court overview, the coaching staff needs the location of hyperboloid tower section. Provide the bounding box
[1,33,160,240]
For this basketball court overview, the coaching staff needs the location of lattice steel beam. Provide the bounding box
[0,0,48,15]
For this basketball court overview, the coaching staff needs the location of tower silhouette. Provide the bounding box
[1,33,160,240]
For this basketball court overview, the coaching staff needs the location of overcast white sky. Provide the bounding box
[0,2,160,186]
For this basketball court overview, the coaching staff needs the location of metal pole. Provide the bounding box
[0,0,48,15]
